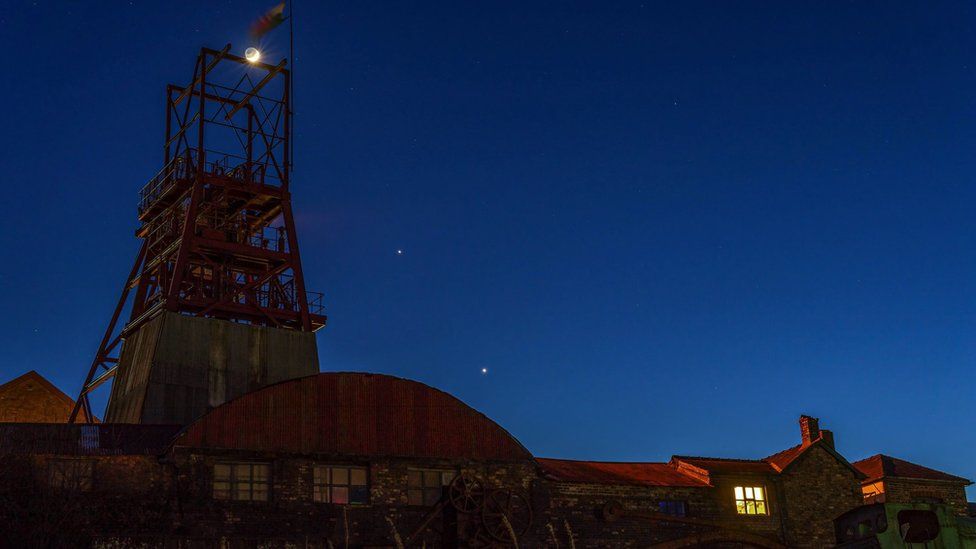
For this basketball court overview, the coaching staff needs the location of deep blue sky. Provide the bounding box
[1,2,974,496]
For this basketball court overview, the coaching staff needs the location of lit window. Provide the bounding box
[658,500,687,517]
[407,469,455,506]
[734,486,768,515]
[313,465,369,504]
[213,462,270,501]
[48,459,93,491]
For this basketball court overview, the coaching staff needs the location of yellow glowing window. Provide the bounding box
[734,486,767,515]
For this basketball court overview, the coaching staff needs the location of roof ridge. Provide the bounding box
[536,457,671,466]
[673,454,766,463]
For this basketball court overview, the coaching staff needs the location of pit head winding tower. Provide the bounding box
[71,45,325,424]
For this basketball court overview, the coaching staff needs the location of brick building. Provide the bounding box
[853,454,973,517]
[0,371,971,547]
[0,371,96,423]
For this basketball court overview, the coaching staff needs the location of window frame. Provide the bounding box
[733,485,769,516]
[658,499,688,517]
[213,461,272,502]
[312,464,370,505]
[406,468,456,507]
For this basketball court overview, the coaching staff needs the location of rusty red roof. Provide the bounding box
[672,456,777,475]
[854,454,972,485]
[764,443,807,472]
[537,458,708,487]
[175,372,533,461]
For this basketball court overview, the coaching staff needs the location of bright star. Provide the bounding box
[396,249,403,255]
[481,368,488,375]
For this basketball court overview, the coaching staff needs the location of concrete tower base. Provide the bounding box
[105,312,319,425]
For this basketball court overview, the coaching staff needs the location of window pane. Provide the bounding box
[332,467,349,485]
[734,486,744,500]
[313,486,327,503]
[252,487,268,501]
[350,468,367,486]
[408,489,423,506]
[233,464,251,480]
[744,487,754,499]
[351,485,369,504]
[408,471,422,488]
[754,487,764,501]
[746,501,756,514]
[233,484,249,500]
[215,464,231,480]
[736,501,746,514]
[253,465,269,481]
[424,471,441,487]
[424,488,442,506]
[332,487,349,504]
[756,501,767,515]
[441,472,454,486]
[313,466,325,484]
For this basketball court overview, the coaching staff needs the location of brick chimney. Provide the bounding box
[799,415,820,445]
[820,429,835,449]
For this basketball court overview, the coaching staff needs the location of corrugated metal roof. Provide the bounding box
[537,458,708,487]
[175,372,533,461]
[854,454,972,485]
[0,424,180,455]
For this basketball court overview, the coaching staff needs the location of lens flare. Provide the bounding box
[244,48,261,63]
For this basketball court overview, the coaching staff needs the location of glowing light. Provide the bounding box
[244,48,261,63]
[396,249,403,255]
[481,368,488,375]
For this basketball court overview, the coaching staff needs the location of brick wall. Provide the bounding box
[879,478,970,517]
[0,446,913,547]
[777,445,863,548]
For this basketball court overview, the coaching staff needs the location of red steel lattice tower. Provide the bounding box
[70,46,325,423]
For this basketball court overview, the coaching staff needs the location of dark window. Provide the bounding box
[213,462,270,501]
[658,500,687,517]
[313,465,369,504]
[407,469,454,506]
[897,510,940,543]
[48,459,93,491]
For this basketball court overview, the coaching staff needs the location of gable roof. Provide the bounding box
[672,455,777,475]
[0,371,96,423]
[853,454,972,485]
[536,458,708,487]
[762,439,866,478]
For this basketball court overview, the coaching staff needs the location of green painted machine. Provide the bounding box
[835,502,976,548]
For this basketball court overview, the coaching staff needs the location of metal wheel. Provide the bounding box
[449,473,486,514]
[480,488,533,543]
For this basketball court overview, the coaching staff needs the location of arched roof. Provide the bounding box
[174,372,533,461]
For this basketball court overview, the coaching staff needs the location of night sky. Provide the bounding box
[1,2,974,497]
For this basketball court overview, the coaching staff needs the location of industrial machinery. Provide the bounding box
[70,45,325,424]
[835,503,976,548]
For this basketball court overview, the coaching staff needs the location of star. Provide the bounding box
[396,249,403,255]
[481,368,488,375]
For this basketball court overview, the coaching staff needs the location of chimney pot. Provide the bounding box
[799,415,820,445]
[820,429,835,448]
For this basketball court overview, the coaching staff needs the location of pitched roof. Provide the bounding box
[764,443,806,472]
[0,371,96,423]
[671,455,777,475]
[536,458,708,487]
[853,454,972,485]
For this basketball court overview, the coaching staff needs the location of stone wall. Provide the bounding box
[880,477,971,517]
[777,445,863,548]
